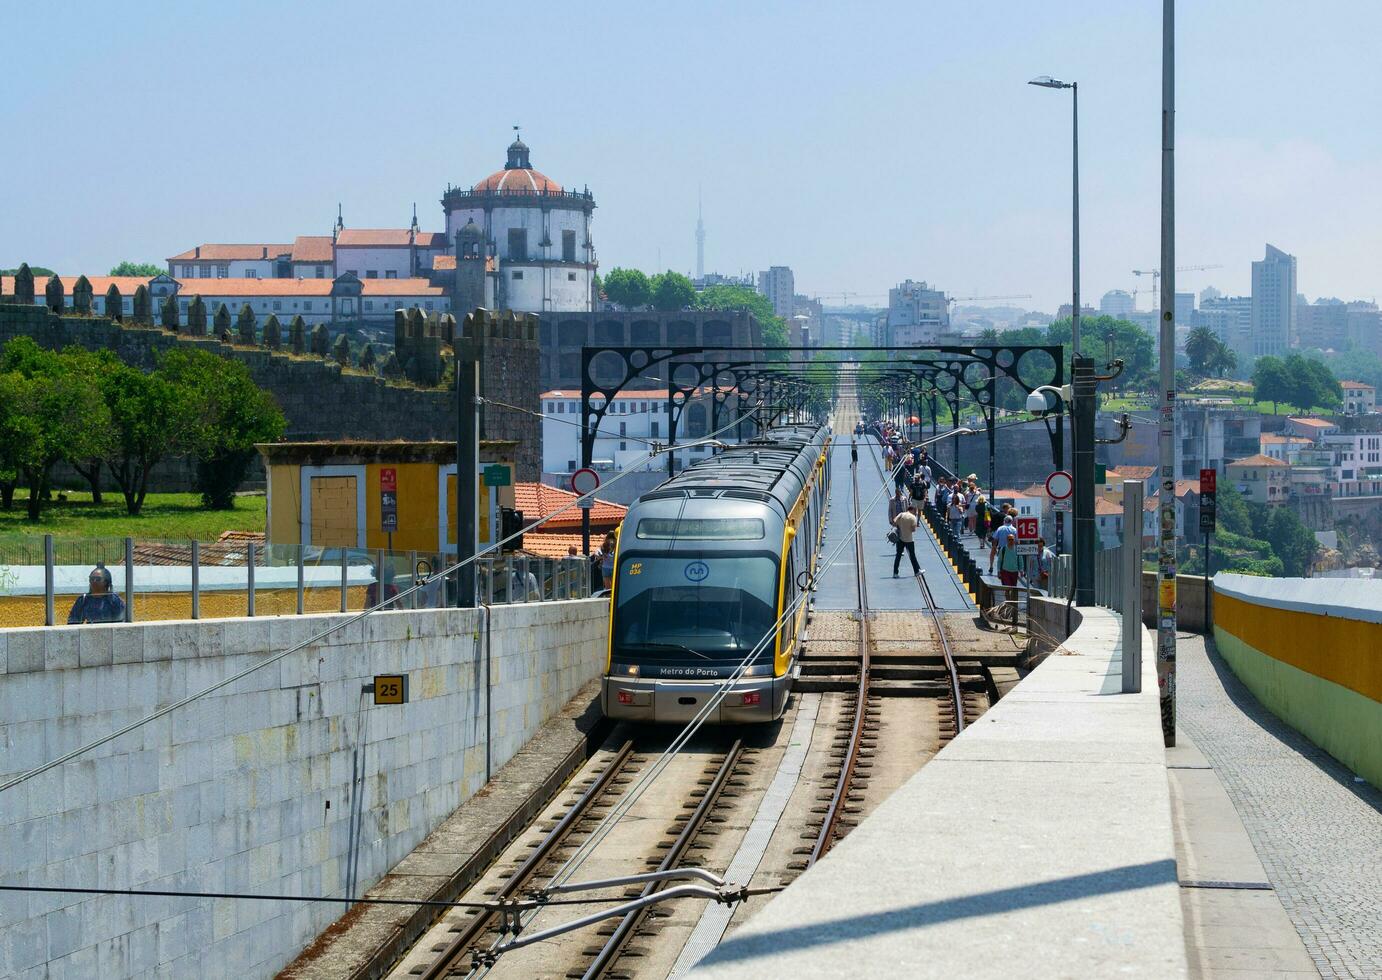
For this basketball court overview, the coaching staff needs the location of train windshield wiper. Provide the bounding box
[627,642,712,661]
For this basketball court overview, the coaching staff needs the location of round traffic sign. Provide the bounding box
[570,467,600,496]
[1045,470,1074,500]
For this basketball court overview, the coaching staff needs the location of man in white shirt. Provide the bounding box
[891,505,921,577]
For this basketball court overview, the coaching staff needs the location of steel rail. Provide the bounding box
[862,418,967,737]
[418,740,638,980]
[809,402,872,866]
[581,740,746,979]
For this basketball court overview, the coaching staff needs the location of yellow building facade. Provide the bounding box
[259,441,518,555]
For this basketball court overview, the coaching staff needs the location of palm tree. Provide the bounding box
[1186,327,1217,375]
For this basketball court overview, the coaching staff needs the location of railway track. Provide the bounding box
[390,736,750,980]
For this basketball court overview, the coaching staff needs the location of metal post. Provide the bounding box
[340,551,348,612]
[191,540,200,620]
[1072,355,1097,605]
[296,545,304,615]
[374,548,385,608]
[246,541,256,618]
[407,550,418,609]
[1123,480,1143,693]
[43,534,55,626]
[1157,0,1178,745]
[457,349,479,609]
[1071,81,1081,357]
[123,537,134,623]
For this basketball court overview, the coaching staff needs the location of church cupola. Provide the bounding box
[505,137,531,170]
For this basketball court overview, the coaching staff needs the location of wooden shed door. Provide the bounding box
[310,476,358,547]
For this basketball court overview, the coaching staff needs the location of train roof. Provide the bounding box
[635,423,828,515]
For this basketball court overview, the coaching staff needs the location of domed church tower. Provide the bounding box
[442,134,596,313]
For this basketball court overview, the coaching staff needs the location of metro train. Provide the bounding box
[601,423,832,724]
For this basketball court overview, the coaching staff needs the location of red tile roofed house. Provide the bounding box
[290,236,335,277]
[333,228,449,281]
[514,482,627,534]
[1226,453,1291,506]
[1341,380,1376,415]
[1093,495,1127,548]
[167,243,293,280]
[1260,432,1314,464]
[171,274,448,328]
[1284,416,1339,439]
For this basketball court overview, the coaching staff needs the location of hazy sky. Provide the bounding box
[4,1,1380,313]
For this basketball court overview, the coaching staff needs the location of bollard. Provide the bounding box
[1121,481,1143,693]
[247,542,256,617]
[44,534,55,626]
[191,540,201,619]
[124,537,134,623]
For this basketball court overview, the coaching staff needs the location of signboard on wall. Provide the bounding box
[380,468,398,532]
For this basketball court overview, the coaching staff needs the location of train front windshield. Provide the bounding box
[612,554,778,667]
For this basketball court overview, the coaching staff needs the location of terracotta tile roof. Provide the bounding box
[1227,453,1288,468]
[473,168,562,194]
[291,236,334,262]
[4,275,156,296]
[1173,480,1200,497]
[415,232,447,248]
[432,255,456,271]
[335,228,440,247]
[1118,465,1156,480]
[514,482,627,529]
[131,530,266,567]
[520,532,589,559]
[1341,380,1374,389]
[167,244,292,261]
[1261,433,1311,445]
[1287,417,1335,429]
[1094,497,1123,516]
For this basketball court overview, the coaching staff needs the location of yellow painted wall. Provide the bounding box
[0,587,370,630]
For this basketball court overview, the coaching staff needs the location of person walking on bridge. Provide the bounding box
[891,504,921,577]
[850,438,858,466]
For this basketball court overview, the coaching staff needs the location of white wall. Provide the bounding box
[0,600,609,980]
[334,246,413,281]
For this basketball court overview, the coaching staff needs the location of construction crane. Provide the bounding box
[1131,264,1222,301]
[945,293,1032,308]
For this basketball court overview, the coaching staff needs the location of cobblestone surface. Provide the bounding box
[1176,633,1382,979]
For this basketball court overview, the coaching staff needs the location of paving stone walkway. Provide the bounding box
[1175,633,1382,979]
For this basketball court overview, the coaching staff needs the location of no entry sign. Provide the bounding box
[1045,470,1074,501]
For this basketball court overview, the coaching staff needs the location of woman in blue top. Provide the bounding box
[67,565,126,624]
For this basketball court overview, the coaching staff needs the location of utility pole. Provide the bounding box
[1071,80,1081,357]
[1072,354,1097,605]
[1157,0,1178,745]
[457,337,479,608]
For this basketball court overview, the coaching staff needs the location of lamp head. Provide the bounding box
[1029,75,1072,89]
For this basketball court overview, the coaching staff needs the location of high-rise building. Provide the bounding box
[1251,244,1297,358]
[1200,285,1222,305]
[1199,295,1252,367]
[1099,289,1135,317]
[757,266,795,319]
[1175,291,1195,327]
[1297,298,1348,351]
[887,279,950,346]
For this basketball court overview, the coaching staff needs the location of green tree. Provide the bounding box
[1265,506,1318,577]
[95,358,192,515]
[0,371,37,509]
[108,261,164,278]
[601,267,651,309]
[1214,480,1253,537]
[0,266,55,278]
[1252,355,1290,413]
[0,339,111,519]
[1283,353,1340,414]
[1207,341,1237,378]
[158,348,286,509]
[697,284,789,360]
[160,294,180,331]
[1186,327,1218,375]
[649,270,696,311]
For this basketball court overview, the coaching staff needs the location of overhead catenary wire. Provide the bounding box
[466,412,986,976]
[0,402,770,796]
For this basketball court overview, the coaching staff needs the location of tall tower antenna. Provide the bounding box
[695,185,706,280]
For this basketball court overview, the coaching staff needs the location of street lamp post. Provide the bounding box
[1029,75,1080,358]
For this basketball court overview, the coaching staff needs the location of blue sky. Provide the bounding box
[3,1,1379,312]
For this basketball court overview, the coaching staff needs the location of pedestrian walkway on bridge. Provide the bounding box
[812,438,971,612]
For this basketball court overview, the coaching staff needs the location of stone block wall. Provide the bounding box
[0,599,609,979]
[462,309,541,480]
[0,303,540,481]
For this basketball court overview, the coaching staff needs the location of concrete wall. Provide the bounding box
[1212,574,1381,789]
[1139,572,1214,634]
[0,599,609,979]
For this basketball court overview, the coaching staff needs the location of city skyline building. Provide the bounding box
[1099,289,1135,318]
[887,279,950,346]
[757,265,795,319]
[1251,243,1298,358]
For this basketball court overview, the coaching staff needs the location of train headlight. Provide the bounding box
[613,663,639,676]
[741,663,770,677]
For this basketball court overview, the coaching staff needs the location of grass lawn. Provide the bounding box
[0,492,265,546]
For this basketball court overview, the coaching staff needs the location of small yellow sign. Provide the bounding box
[628,562,642,576]
[1159,580,1176,612]
[374,674,408,705]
